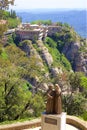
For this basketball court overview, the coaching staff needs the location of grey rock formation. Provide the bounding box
[38,83,48,92]
[62,41,87,75]
[20,40,44,68]
[36,40,53,67]
[62,42,80,62]
[51,67,63,77]
[74,53,87,75]
[19,39,87,92]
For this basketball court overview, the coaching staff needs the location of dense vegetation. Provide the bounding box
[0,5,87,124]
[0,0,15,37]
[0,9,21,38]
[0,0,14,10]
[31,20,52,25]
[0,36,87,123]
[0,43,45,121]
[44,37,72,71]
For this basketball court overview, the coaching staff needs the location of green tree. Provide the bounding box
[0,0,14,10]
[69,72,81,92]
[62,72,87,117]
[63,93,86,115]
[8,17,21,29]
[0,0,14,19]
[80,76,87,90]
[0,0,14,37]
[80,76,87,98]
[0,10,10,19]
[0,61,32,121]
[7,35,14,45]
[31,92,45,117]
[0,23,7,37]
[10,9,16,18]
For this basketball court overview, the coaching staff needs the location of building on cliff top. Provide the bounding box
[15,23,61,41]
[15,23,48,41]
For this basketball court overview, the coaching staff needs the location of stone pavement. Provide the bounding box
[66,124,80,130]
[24,124,80,130]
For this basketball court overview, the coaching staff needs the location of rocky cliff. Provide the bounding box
[62,41,87,76]
[16,23,87,92]
[19,40,65,91]
[47,24,87,76]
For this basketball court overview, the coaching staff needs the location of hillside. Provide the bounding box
[0,20,87,122]
[0,10,21,38]
[48,23,87,75]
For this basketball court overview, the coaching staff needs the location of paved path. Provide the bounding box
[66,124,80,130]
[24,124,80,130]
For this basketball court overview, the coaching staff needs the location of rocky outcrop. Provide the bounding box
[19,40,64,91]
[19,38,87,92]
[36,40,53,67]
[38,83,48,92]
[62,41,87,75]
[74,52,87,75]
[50,67,63,77]
[62,42,80,62]
[20,40,44,68]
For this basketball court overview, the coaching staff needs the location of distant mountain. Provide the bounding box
[17,10,87,38]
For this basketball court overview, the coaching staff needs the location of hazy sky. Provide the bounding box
[10,0,86,10]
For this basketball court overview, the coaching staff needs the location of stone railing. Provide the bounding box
[0,119,41,130]
[0,115,87,130]
[66,115,87,130]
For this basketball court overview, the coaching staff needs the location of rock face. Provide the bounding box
[19,40,64,91]
[19,39,87,92]
[62,42,80,62]
[62,41,87,75]
[38,83,48,92]
[74,53,87,75]
[20,40,44,68]
[51,67,63,77]
[36,40,53,67]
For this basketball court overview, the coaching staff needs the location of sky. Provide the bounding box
[10,0,86,10]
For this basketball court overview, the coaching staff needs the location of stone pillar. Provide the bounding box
[41,112,66,130]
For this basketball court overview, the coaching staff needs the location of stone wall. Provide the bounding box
[15,30,41,41]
